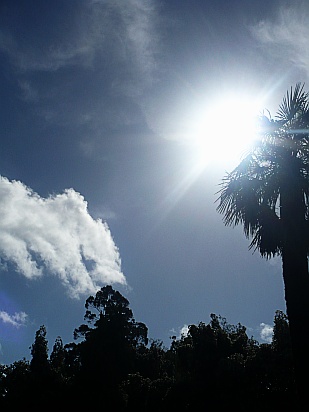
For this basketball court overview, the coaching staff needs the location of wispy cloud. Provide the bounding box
[0,27,94,72]
[251,2,309,75]
[0,310,28,328]
[259,323,273,343]
[109,0,160,90]
[0,176,126,298]
[0,0,159,82]
[0,0,160,148]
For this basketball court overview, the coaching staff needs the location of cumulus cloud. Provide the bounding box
[0,176,126,298]
[251,2,309,74]
[0,310,28,328]
[259,323,273,343]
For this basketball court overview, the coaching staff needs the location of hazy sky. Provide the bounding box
[1,0,308,364]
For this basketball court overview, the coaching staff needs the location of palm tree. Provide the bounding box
[216,83,309,405]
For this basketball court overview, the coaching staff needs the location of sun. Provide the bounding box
[191,95,261,169]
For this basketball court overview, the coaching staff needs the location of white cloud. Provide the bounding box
[179,324,189,337]
[170,324,190,340]
[251,2,309,74]
[0,176,126,298]
[259,323,273,344]
[0,310,28,328]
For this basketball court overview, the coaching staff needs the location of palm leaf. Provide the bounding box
[217,83,309,258]
[276,82,309,125]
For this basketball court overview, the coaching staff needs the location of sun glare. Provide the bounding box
[192,96,261,169]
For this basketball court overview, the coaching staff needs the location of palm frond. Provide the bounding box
[216,146,283,256]
[276,82,309,125]
[217,83,309,258]
[249,212,282,258]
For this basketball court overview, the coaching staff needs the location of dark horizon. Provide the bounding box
[0,285,300,411]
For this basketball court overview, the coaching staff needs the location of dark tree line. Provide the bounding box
[0,285,300,411]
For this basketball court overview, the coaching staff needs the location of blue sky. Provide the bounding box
[0,0,307,363]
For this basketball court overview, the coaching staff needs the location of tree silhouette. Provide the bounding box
[0,359,31,407]
[167,315,258,410]
[29,325,54,406]
[0,301,299,410]
[72,285,148,407]
[30,325,51,382]
[216,82,309,406]
[50,336,66,372]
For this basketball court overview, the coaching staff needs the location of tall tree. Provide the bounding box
[73,285,148,406]
[216,82,309,406]
[30,325,50,376]
[50,336,65,372]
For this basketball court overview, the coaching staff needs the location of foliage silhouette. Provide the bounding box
[71,285,148,408]
[30,325,50,376]
[0,287,300,410]
[216,83,309,405]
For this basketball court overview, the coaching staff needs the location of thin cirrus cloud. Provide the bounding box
[0,176,126,298]
[0,0,159,81]
[0,0,160,149]
[251,2,309,74]
[0,310,28,328]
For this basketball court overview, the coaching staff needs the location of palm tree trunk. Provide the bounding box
[281,181,309,405]
[282,246,309,404]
